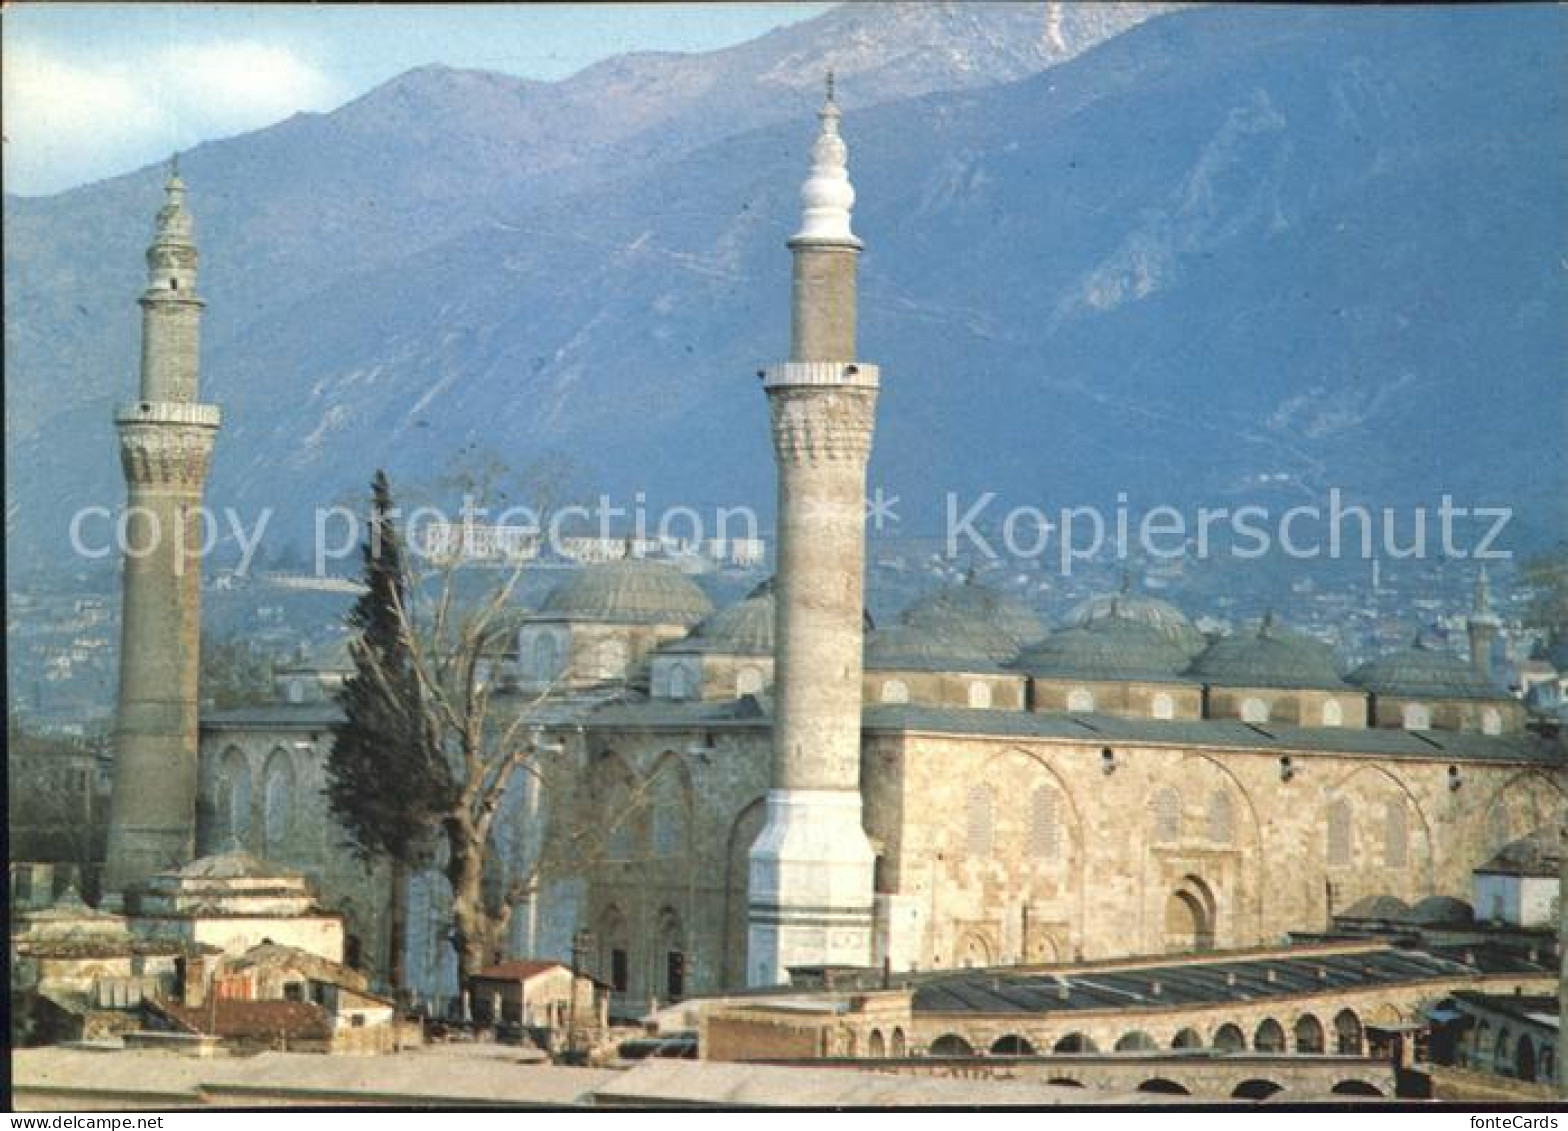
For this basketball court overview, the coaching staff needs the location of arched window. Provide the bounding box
[1481,707,1502,735]
[890,1028,906,1057]
[652,804,684,858]
[1254,1018,1286,1052]
[1294,1014,1325,1054]
[991,1034,1035,1056]
[1326,798,1352,867]
[968,681,992,709]
[1207,789,1233,845]
[1115,1031,1157,1052]
[1322,700,1344,727]
[1030,786,1060,860]
[1333,1009,1363,1055]
[1240,697,1269,723]
[1213,1024,1246,1053]
[533,633,562,681]
[1066,688,1095,712]
[965,785,994,857]
[1153,788,1182,842]
[656,906,686,1000]
[1151,692,1174,720]
[929,1034,974,1056]
[1053,1032,1099,1053]
[869,1029,886,1057]
[261,749,295,857]
[881,679,909,705]
[1171,1028,1203,1050]
[736,667,763,697]
[218,748,252,848]
[1402,702,1431,730]
[1383,798,1408,869]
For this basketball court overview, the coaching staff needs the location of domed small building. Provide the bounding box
[1187,614,1363,727]
[516,555,714,691]
[650,579,775,701]
[1348,638,1523,734]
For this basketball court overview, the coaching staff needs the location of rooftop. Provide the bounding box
[1348,639,1506,701]
[1186,614,1345,691]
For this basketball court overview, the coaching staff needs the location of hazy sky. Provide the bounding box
[2,2,833,197]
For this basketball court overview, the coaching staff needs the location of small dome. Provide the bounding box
[1403,895,1474,926]
[1342,894,1410,920]
[902,578,1047,654]
[1013,614,1191,682]
[666,578,775,655]
[539,557,713,626]
[865,622,1006,673]
[1348,639,1502,700]
[1186,614,1344,690]
[1066,589,1205,657]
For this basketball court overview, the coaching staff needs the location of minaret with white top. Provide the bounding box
[747,78,879,985]
[104,160,221,899]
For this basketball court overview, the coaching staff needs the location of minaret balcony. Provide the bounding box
[115,401,221,428]
[762,360,879,391]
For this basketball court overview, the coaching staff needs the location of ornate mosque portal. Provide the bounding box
[1163,875,1217,953]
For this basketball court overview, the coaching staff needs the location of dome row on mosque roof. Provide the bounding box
[536,556,713,626]
[527,565,1508,699]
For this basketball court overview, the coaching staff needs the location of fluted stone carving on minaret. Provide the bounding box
[747,81,879,986]
[104,160,221,900]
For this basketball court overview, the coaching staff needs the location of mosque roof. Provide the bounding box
[864,623,1011,674]
[662,579,775,656]
[537,557,713,626]
[1185,614,1345,690]
[162,850,305,884]
[276,637,354,675]
[908,944,1547,1017]
[1347,640,1504,700]
[1475,825,1564,878]
[1013,614,1194,683]
[901,578,1046,655]
[1066,588,1205,657]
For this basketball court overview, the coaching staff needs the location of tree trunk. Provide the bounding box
[388,859,407,996]
[448,825,497,990]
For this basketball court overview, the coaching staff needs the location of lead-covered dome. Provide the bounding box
[665,578,775,655]
[539,557,713,625]
[1348,639,1503,700]
[1013,614,1191,682]
[864,622,1008,673]
[1067,589,1205,657]
[1186,614,1344,689]
[901,578,1046,657]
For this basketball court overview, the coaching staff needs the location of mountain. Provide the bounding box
[6,3,1563,572]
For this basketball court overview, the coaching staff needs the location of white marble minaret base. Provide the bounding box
[747,789,875,986]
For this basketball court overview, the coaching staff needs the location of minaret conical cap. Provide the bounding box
[792,72,860,248]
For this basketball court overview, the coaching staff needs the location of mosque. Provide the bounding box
[102,90,1564,1011]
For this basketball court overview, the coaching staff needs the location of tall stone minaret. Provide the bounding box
[1466,567,1501,681]
[747,80,878,986]
[103,161,221,899]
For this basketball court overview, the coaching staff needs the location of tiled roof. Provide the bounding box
[151,998,332,1041]
[1186,615,1345,690]
[1349,641,1506,700]
[473,959,568,982]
